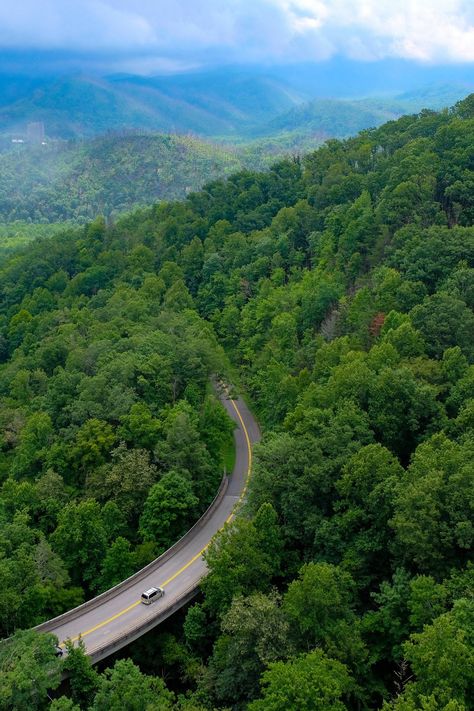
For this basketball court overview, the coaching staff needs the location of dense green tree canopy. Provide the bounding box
[0,95,473,710]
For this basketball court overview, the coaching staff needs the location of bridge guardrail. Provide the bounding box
[87,583,199,664]
[36,473,228,635]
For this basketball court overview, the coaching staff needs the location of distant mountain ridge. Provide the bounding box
[396,82,472,109]
[256,98,400,140]
[253,84,473,141]
[0,72,307,139]
[0,70,472,226]
[0,67,471,142]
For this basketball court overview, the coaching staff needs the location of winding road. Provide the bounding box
[36,388,260,663]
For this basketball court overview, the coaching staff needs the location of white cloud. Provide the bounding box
[0,0,473,65]
[283,0,474,62]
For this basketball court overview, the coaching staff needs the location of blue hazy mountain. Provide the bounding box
[0,71,307,139]
[252,84,473,141]
[0,62,472,140]
[266,58,474,98]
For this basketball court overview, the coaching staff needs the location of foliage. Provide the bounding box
[0,630,61,710]
[0,136,252,223]
[0,95,473,710]
[61,639,100,709]
[0,223,68,262]
[202,503,283,617]
[247,649,353,711]
[90,658,174,711]
[139,470,199,550]
[206,591,291,705]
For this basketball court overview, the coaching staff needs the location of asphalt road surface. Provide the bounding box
[38,391,260,661]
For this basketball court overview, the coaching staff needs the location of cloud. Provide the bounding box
[0,0,473,70]
[304,0,474,63]
[0,1,156,50]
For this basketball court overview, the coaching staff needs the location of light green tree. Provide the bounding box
[248,649,352,711]
[139,470,199,550]
[0,630,61,711]
[90,658,174,711]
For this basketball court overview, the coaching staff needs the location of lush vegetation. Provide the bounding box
[0,70,469,140]
[0,94,473,710]
[0,223,69,261]
[0,75,469,229]
[0,213,236,634]
[0,72,302,139]
[0,136,254,223]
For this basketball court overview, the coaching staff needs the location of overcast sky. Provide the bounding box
[1,0,474,74]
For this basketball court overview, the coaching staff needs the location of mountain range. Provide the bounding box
[0,71,302,139]
[0,67,472,226]
[252,84,471,144]
[0,67,472,141]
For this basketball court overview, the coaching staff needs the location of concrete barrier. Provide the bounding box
[88,585,199,664]
[36,473,228,635]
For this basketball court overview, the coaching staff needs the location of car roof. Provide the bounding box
[142,587,159,596]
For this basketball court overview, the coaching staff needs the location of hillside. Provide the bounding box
[396,82,473,109]
[0,134,255,222]
[0,95,473,710]
[0,68,471,143]
[0,222,68,260]
[255,97,404,140]
[0,71,305,139]
[0,78,472,227]
[253,84,474,141]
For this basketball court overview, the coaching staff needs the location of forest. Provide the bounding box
[0,223,68,260]
[0,95,473,710]
[0,70,467,141]
[0,78,468,227]
[0,135,253,223]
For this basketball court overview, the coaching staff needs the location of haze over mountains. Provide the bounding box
[0,71,299,138]
[0,63,472,141]
[0,134,254,222]
[0,63,472,227]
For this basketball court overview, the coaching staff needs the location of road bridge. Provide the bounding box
[36,390,259,664]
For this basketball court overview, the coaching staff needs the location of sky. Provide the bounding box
[1,0,474,75]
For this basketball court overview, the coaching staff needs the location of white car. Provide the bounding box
[141,586,165,605]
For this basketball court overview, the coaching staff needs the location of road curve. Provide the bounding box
[36,388,260,663]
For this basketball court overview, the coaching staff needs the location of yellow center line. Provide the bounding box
[63,394,253,648]
[225,397,252,523]
[67,601,141,644]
